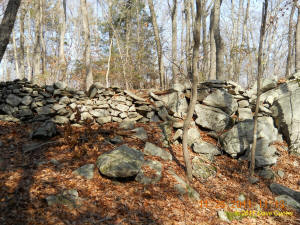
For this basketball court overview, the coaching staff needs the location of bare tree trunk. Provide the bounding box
[19,2,26,79]
[26,12,32,81]
[182,0,202,183]
[214,0,225,80]
[171,0,178,83]
[295,4,300,73]
[286,3,296,77]
[12,30,20,79]
[106,39,113,88]
[180,5,184,69]
[202,0,208,77]
[58,0,67,81]
[32,1,42,83]
[250,0,268,179]
[185,0,192,78]
[0,0,22,63]
[209,7,216,80]
[124,15,131,90]
[39,0,46,75]
[80,0,93,91]
[148,0,165,89]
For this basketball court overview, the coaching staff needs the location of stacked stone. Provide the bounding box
[1,74,300,165]
[0,79,173,125]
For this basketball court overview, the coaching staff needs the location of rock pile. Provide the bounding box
[1,73,300,170]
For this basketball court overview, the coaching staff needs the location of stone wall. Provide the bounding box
[1,73,300,165]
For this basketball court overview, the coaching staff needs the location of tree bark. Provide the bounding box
[80,0,93,91]
[184,0,192,79]
[250,0,268,178]
[19,2,26,79]
[26,11,32,81]
[0,0,22,63]
[58,0,67,81]
[214,0,225,80]
[148,0,165,89]
[12,30,20,79]
[209,6,216,80]
[295,4,300,73]
[106,39,113,88]
[39,0,46,75]
[286,3,296,77]
[182,0,202,183]
[171,0,178,83]
[202,0,208,77]
[32,0,42,83]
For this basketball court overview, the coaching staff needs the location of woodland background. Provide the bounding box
[0,0,298,90]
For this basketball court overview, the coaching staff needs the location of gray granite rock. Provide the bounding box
[96,145,144,178]
[193,141,221,155]
[31,121,57,139]
[72,164,94,179]
[144,142,172,160]
[135,160,162,184]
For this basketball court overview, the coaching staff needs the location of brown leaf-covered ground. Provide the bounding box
[0,120,299,225]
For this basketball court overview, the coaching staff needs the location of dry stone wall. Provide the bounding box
[1,73,300,165]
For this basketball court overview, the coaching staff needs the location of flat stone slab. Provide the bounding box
[144,142,172,160]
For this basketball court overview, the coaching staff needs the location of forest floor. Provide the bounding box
[0,120,299,225]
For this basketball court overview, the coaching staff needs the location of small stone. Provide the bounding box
[6,94,22,106]
[133,127,148,141]
[144,142,172,160]
[21,96,33,105]
[59,96,70,105]
[96,116,112,124]
[238,194,246,202]
[52,115,69,124]
[218,210,231,223]
[135,160,162,185]
[258,168,275,180]
[119,120,135,130]
[173,129,183,141]
[50,159,60,166]
[249,176,259,184]
[81,112,93,121]
[31,121,57,139]
[19,108,33,117]
[110,136,123,144]
[193,141,221,155]
[54,81,66,90]
[72,164,94,180]
[277,170,285,178]
[173,121,184,128]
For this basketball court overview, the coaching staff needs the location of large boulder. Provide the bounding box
[96,145,144,178]
[195,104,232,132]
[250,78,277,95]
[220,117,279,158]
[159,91,188,118]
[270,183,300,203]
[271,88,300,155]
[202,89,238,115]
